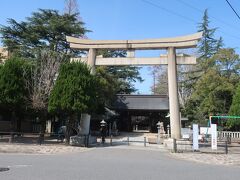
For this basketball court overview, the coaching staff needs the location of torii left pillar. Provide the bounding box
[79,48,96,135]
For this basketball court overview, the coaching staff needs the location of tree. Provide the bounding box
[95,66,119,107]
[0,57,28,131]
[0,9,89,57]
[213,48,240,82]
[98,50,143,94]
[197,9,222,71]
[48,62,101,143]
[185,69,234,122]
[23,49,68,131]
[64,0,79,15]
[183,9,225,120]
[150,66,168,95]
[184,9,222,90]
[228,84,240,130]
[0,55,3,64]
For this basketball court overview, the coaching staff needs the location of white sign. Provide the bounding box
[211,124,217,150]
[200,127,212,135]
[192,124,199,150]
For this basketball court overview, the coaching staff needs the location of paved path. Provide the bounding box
[0,147,240,180]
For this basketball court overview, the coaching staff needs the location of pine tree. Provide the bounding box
[197,9,222,71]
[97,49,143,94]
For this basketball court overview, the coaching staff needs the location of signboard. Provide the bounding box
[200,127,211,135]
[192,124,199,151]
[211,124,217,150]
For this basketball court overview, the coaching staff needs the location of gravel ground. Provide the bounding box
[0,143,89,154]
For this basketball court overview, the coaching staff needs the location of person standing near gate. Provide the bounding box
[100,120,107,144]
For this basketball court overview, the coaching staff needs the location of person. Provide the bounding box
[39,132,44,145]
[100,126,106,144]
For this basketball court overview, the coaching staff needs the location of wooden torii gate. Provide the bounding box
[66,32,202,139]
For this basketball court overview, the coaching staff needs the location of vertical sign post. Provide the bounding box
[211,124,217,150]
[192,124,199,151]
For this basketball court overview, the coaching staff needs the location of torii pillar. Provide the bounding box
[78,48,96,135]
[66,32,202,139]
[168,47,181,139]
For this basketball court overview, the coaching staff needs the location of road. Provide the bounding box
[0,147,239,180]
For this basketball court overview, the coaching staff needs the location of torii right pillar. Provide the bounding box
[167,47,181,139]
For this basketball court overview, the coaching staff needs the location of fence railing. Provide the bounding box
[0,131,64,145]
[218,131,240,139]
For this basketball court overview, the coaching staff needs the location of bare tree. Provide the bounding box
[151,65,193,108]
[64,0,79,15]
[178,65,197,108]
[64,0,88,39]
[23,50,66,130]
[150,65,168,95]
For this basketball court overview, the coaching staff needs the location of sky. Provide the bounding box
[0,0,240,94]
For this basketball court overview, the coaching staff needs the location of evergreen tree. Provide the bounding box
[0,57,28,131]
[184,9,226,120]
[228,84,240,130]
[48,62,101,143]
[0,9,89,57]
[213,48,240,81]
[197,9,222,71]
[97,49,143,94]
[186,69,234,122]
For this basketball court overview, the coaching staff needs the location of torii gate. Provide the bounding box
[66,32,202,139]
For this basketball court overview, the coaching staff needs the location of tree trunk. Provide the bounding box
[9,111,17,143]
[65,114,74,145]
[10,111,17,132]
[40,111,48,133]
[16,109,22,133]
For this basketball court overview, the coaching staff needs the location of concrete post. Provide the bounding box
[167,47,181,139]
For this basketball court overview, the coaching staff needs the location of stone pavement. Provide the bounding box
[170,152,240,166]
[0,143,89,154]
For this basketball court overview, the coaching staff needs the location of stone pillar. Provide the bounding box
[45,120,52,133]
[167,47,181,139]
[78,114,91,135]
[88,48,96,74]
[79,49,96,136]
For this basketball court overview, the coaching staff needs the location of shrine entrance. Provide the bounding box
[112,94,169,133]
[66,32,202,139]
